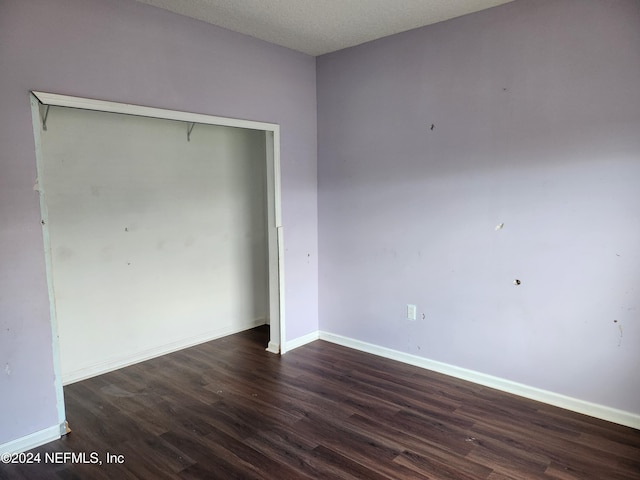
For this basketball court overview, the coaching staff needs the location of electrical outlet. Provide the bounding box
[407,304,417,320]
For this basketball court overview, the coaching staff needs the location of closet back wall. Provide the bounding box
[40,107,268,384]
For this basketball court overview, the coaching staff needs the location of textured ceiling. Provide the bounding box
[136,0,515,56]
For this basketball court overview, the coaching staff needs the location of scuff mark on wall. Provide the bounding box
[613,320,623,346]
[101,245,114,262]
[56,246,74,261]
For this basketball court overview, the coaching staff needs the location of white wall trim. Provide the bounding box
[265,129,284,356]
[63,318,266,385]
[0,425,61,455]
[276,225,286,353]
[266,341,280,354]
[284,330,320,353]
[31,91,278,132]
[29,96,67,429]
[319,331,640,430]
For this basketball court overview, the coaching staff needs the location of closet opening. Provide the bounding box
[30,92,285,429]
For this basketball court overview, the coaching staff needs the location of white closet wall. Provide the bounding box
[40,106,269,384]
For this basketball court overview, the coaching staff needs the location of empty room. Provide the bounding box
[1,0,639,478]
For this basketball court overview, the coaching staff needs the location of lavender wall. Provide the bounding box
[317,0,640,414]
[0,0,317,444]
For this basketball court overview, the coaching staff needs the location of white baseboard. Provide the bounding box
[319,331,640,430]
[284,330,320,353]
[63,318,266,385]
[0,424,62,454]
[266,341,280,354]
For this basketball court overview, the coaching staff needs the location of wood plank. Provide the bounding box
[2,325,639,479]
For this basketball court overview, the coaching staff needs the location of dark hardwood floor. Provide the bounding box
[2,326,639,479]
